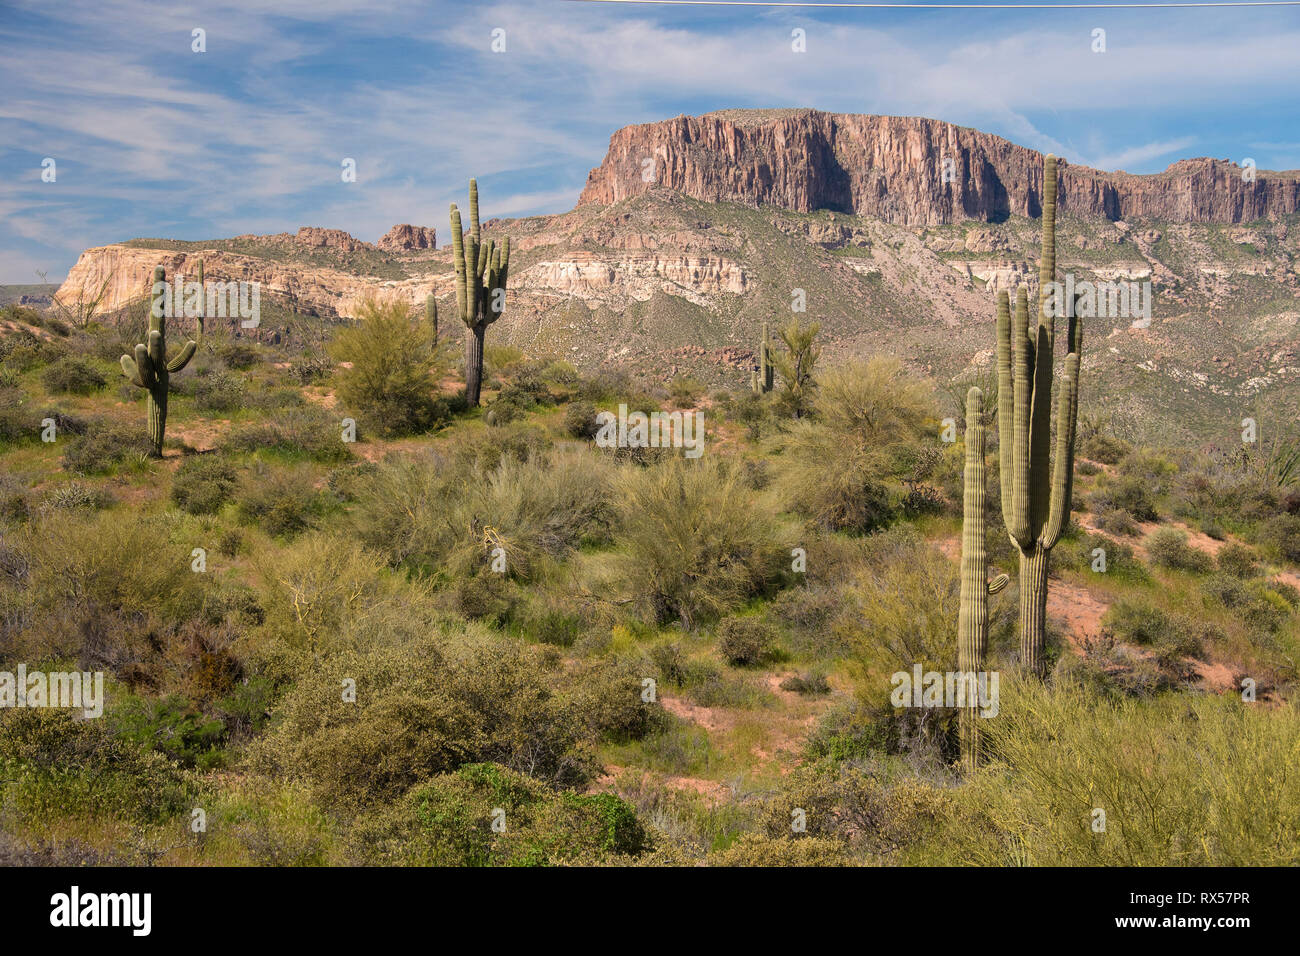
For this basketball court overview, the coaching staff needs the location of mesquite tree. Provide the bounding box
[449,180,510,407]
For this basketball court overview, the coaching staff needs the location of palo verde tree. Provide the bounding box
[772,318,821,418]
[120,265,197,457]
[995,154,1083,676]
[449,180,511,407]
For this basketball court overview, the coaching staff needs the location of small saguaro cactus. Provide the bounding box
[194,258,206,341]
[121,265,197,457]
[426,293,439,348]
[995,154,1083,676]
[957,386,1009,769]
[751,321,775,394]
[449,179,511,407]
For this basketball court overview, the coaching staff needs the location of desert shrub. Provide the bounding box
[1088,474,1158,522]
[171,454,239,515]
[1081,432,1130,465]
[217,342,261,370]
[226,405,352,462]
[110,694,227,769]
[771,357,931,533]
[236,464,327,537]
[61,421,155,473]
[569,658,668,741]
[780,671,830,695]
[563,400,599,439]
[329,297,444,437]
[922,676,1300,865]
[1055,531,1149,584]
[708,834,852,866]
[355,445,614,581]
[287,355,331,384]
[1094,507,1139,537]
[668,377,704,407]
[1202,574,1295,633]
[1217,543,1261,578]
[191,371,246,412]
[0,709,192,824]
[40,356,106,394]
[247,632,599,810]
[1102,598,1207,660]
[1146,527,1213,573]
[1257,514,1300,565]
[37,481,109,514]
[757,760,946,858]
[717,616,778,666]
[350,762,649,866]
[615,456,784,628]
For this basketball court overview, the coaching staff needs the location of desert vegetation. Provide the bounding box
[2,153,1297,868]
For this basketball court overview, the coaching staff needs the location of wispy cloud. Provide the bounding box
[3,0,1297,282]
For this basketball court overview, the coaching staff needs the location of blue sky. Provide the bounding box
[3,0,1299,282]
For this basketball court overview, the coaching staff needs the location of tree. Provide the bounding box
[772,318,821,418]
[328,297,444,437]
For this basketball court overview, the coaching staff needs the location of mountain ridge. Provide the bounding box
[579,109,1300,225]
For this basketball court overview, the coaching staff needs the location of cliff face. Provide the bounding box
[579,110,1300,225]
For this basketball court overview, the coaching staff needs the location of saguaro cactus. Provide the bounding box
[426,293,439,348]
[194,259,206,341]
[995,154,1083,676]
[751,321,775,394]
[958,386,1009,769]
[450,179,510,407]
[121,266,197,457]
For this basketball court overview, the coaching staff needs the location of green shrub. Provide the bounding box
[1257,514,1300,565]
[328,297,445,437]
[0,709,192,824]
[191,371,246,412]
[1147,527,1213,573]
[218,342,261,370]
[1217,543,1261,577]
[717,616,778,666]
[171,454,239,515]
[247,632,599,810]
[61,421,155,474]
[40,356,106,395]
[110,694,227,769]
[236,464,326,537]
[563,400,599,439]
[350,763,649,866]
[226,405,352,462]
[615,456,783,628]
[1088,474,1158,522]
[921,676,1300,865]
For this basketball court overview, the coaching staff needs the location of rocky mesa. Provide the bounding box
[579,109,1300,225]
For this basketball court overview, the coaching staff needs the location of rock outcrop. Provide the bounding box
[579,109,1300,225]
[377,224,437,251]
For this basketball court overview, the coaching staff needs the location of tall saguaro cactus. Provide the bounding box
[751,321,775,394]
[995,154,1083,676]
[958,387,1009,769]
[121,266,197,457]
[450,179,510,407]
